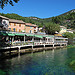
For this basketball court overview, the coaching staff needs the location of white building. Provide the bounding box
[67,29,73,33]
[59,26,67,34]
[0,15,9,29]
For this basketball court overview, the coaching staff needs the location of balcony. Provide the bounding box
[55,41,68,43]
[55,37,68,40]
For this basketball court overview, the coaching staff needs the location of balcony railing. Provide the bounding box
[55,41,68,43]
[55,37,68,39]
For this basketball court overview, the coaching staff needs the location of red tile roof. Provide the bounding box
[25,23,37,27]
[9,19,25,24]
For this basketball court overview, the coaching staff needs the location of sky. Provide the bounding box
[0,0,75,18]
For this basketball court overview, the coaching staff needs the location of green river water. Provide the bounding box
[0,47,75,75]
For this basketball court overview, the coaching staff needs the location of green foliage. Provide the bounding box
[73,31,75,34]
[0,9,75,29]
[67,45,75,48]
[69,60,75,71]
[0,13,44,27]
[71,21,75,29]
[52,16,61,24]
[51,10,75,29]
[0,0,19,9]
[63,32,75,39]
[45,22,60,34]
[70,60,75,65]
[0,70,6,75]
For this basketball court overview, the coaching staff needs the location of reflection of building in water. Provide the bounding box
[56,49,67,64]
[51,49,54,59]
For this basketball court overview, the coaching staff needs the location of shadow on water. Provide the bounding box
[0,58,12,75]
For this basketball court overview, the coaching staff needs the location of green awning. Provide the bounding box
[7,33,15,36]
[45,35,54,38]
[26,34,34,36]
[15,33,25,36]
[34,35,43,38]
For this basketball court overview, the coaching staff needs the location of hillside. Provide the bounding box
[0,9,75,29]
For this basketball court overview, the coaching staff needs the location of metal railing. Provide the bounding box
[55,37,68,39]
[55,41,68,43]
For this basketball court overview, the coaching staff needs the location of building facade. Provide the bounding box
[0,15,9,29]
[25,23,38,33]
[59,26,67,34]
[8,19,25,32]
[67,29,73,33]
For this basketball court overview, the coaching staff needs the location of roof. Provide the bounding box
[54,34,62,36]
[9,19,25,24]
[67,29,72,31]
[60,26,66,29]
[0,15,9,20]
[25,23,37,27]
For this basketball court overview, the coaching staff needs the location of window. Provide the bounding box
[29,30,32,33]
[13,28,15,32]
[16,29,17,32]
[9,23,11,26]
[14,23,16,26]
[19,24,21,27]
[19,29,21,32]
[0,18,2,23]
[30,26,32,29]
[9,28,11,30]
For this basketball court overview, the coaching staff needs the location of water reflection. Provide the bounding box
[18,52,21,59]
[0,48,75,75]
[52,49,54,59]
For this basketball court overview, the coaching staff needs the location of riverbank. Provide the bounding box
[67,45,75,48]
[0,45,66,60]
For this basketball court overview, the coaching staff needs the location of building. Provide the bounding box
[8,19,25,32]
[59,26,67,34]
[54,34,68,45]
[0,15,38,34]
[25,23,38,33]
[67,29,73,33]
[33,24,38,33]
[0,15,9,29]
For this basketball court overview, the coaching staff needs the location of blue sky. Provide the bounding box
[0,0,75,18]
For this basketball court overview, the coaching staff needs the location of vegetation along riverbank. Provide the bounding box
[67,45,75,48]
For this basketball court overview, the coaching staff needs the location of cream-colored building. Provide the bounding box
[67,29,73,33]
[59,26,67,34]
[8,19,38,33]
[25,23,37,33]
[8,19,25,32]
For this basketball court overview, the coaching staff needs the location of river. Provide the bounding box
[0,47,75,75]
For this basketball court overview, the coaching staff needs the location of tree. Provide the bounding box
[63,32,75,39]
[45,22,60,35]
[63,32,75,45]
[0,0,19,9]
[71,21,75,29]
[52,16,61,24]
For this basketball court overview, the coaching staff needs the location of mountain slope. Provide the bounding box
[0,9,75,29]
